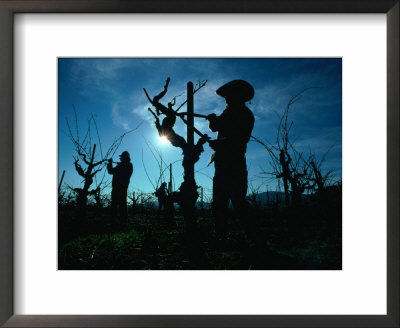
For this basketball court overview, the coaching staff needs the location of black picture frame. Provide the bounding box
[0,1,398,327]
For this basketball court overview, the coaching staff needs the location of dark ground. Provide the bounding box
[58,196,341,270]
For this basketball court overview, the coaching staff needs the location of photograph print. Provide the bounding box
[58,58,342,270]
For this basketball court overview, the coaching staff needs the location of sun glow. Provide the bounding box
[159,135,169,145]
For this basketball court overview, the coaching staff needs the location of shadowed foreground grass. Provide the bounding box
[58,201,341,270]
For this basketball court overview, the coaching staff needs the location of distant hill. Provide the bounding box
[194,186,341,208]
[249,191,286,205]
[248,186,341,205]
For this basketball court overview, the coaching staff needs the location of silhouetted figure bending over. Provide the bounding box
[155,182,168,213]
[107,151,133,226]
[206,80,255,239]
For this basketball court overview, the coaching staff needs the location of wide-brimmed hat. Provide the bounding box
[216,80,254,102]
[119,151,130,160]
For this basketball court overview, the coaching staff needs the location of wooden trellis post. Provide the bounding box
[168,163,172,194]
[182,81,197,234]
[144,79,207,240]
[58,170,66,194]
[187,82,194,181]
[200,186,204,215]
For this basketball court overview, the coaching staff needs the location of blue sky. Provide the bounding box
[58,58,342,200]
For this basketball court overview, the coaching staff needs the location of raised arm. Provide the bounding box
[107,159,115,174]
[207,113,221,132]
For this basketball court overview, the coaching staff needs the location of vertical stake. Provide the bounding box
[183,81,197,236]
[168,163,172,194]
[58,170,66,194]
[200,186,204,213]
[187,81,194,182]
[90,144,97,166]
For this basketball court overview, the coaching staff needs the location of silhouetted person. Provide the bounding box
[107,151,133,226]
[155,182,168,213]
[206,80,255,239]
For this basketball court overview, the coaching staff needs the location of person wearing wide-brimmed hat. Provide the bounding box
[107,151,133,226]
[206,80,255,239]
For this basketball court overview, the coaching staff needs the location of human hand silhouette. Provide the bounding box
[199,134,210,145]
[208,139,218,150]
[206,113,217,120]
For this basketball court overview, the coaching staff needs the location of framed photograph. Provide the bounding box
[56,57,342,271]
[1,1,398,327]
